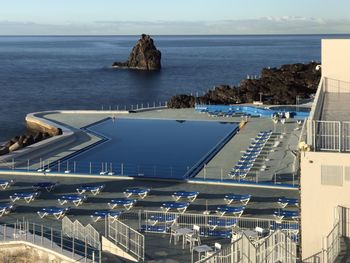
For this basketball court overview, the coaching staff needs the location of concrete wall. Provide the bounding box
[300,151,350,259]
[0,241,75,263]
[102,236,137,262]
[0,113,75,164]
[322,39,350,84]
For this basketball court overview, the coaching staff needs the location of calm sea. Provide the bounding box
[0,34,348,141]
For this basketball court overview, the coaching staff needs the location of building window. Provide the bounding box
[321,165,343,186]
[345,167,350,181]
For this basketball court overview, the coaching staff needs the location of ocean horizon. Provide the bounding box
[1,34,349,142]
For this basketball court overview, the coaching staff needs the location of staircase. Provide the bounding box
[334,237,350,263]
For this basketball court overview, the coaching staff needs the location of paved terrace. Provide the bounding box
[321,92,350,122]
[5,108,302,185]
[0,173,298,262]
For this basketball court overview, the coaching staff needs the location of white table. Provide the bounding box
[242,230,259,239]
[172,228,194,248]
[191,245,213,263]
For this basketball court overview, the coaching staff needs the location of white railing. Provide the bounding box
[307,78,350,152]
[197,230,298,263]
[0,220,99,263]
[107,217,145,261]
[326,221,341,263]
[308,78,325,122]
[62,217,101,250]
[309,120,350,152]
[313,121,341,151]
[307,77,325,148]
[143,210,299,237]
[324,78,350,93]
[303,206,350,263]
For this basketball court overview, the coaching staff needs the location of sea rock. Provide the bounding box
[33,132,43,143]
[22,135,34,146]
[0,147,9,155]
[168,94,196,108]
[168,62,321,107]
[112,34,161,70]
[9,141,23,152]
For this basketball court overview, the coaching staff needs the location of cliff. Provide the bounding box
[168,62,321,108]
[112,34,161,71]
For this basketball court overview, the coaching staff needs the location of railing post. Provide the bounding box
[61,231,63,252]
[41,224,43,245]
[339,122,342,152]
[72,235,75,258]
[85,237,88,263]
[121,163,124,176]
[105,216,108,237]
[313,120,316,151]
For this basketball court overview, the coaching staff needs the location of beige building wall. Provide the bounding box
[301,151,350,259]
[322,39,350,84]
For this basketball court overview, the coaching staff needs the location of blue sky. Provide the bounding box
[0,0,350,35]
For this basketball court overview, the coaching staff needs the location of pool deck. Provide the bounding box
[34,108,301,185]
[0,173,298,262]
[0,107,302,262]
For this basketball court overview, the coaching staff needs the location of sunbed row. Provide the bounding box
[228,130,275,178]
[141,213,299,239]
[0,179,299,223]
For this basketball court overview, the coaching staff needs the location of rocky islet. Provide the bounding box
[112,34,161,71]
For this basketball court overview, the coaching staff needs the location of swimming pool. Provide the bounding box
[195,104,310,119]
[59,118,239,179]
[269,106,310,112]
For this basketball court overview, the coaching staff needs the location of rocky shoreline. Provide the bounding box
[0,122,62,156]
[168,62,321,108]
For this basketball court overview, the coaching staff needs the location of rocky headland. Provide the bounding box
[112,34,161,71]
[168,62,321,108]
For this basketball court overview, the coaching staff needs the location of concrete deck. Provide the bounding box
[2,108,301,185]
[0,107,303,262]
[321,93,350,122]
[0,173,298,262]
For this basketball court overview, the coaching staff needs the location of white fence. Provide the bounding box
[143,210,299,237]
[326,221,341,263]
[309,120,350,152]
[303,206,350,263]
[197,230,298,263]
[62,217,101,251]
[307,78,350,152]
[0,220,98,263]
[107,217,145,261]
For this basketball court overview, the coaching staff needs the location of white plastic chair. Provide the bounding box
[185,225,201,249]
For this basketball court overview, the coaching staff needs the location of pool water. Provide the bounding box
[269,106,310,112]
[63,118,238,179]
[196,104,310,119]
